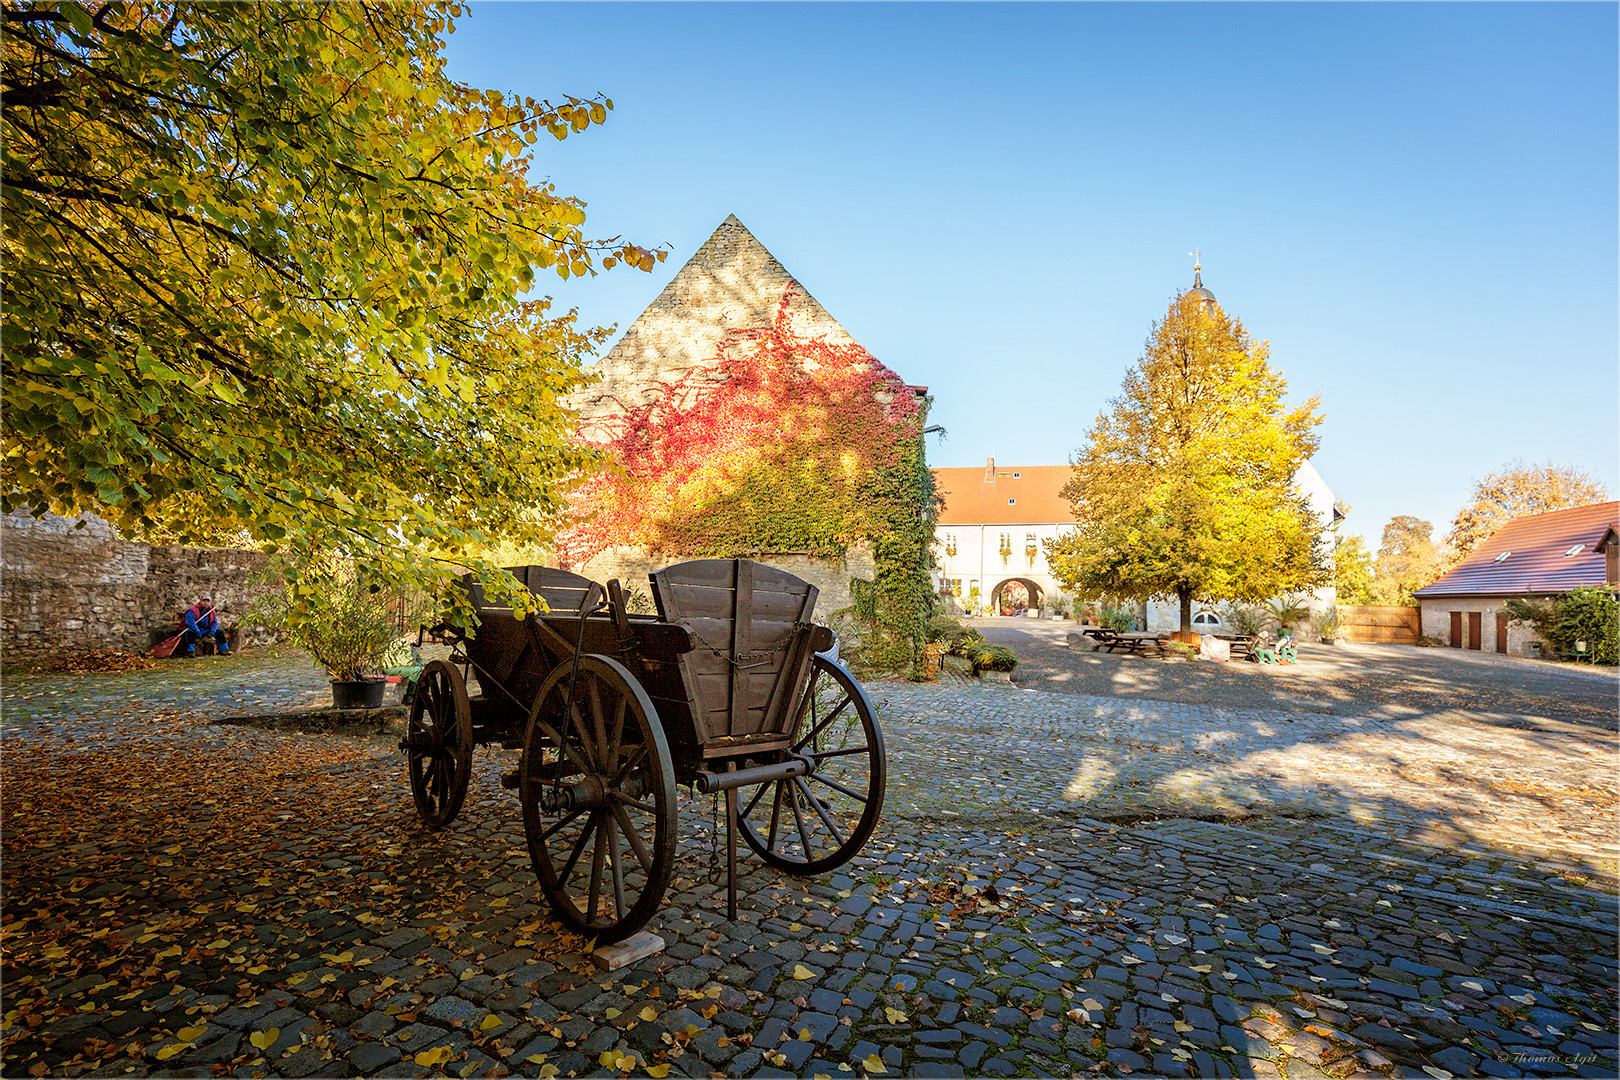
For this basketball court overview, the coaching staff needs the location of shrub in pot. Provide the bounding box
[249,554,422,707]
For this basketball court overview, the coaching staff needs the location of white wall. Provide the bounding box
[934,522,1072,615]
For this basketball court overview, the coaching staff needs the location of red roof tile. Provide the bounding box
[934,465,1074,525]
[1414,501,1619,598]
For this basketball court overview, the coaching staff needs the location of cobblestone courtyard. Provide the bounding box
[2,644,1616,1078]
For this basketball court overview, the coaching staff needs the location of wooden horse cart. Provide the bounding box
[400,559,887,944]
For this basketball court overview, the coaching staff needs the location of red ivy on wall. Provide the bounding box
[560,287,924,564]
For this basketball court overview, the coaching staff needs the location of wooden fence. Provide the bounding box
[1337,605,1420,645]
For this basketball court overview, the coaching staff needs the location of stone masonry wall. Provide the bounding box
[2,509,274,660]
[564,215,903,618]
[575,543,877,628]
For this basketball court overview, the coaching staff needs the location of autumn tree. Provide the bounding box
[1446,460,1611,562]
[1374,515,1444,602]
[1,2,663,614]
[1334,533,1376,605]
[1046,288,1326,632]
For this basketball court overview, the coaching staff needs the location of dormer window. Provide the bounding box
[1008,498,1016,505]
[1011,472,1020,478]
[1564,544,1585,556]
[1493,552,1511,563]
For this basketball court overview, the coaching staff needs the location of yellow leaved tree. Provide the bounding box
[2,1,664,616]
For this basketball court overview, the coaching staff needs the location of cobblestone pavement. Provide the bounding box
[3,650,1616,1079]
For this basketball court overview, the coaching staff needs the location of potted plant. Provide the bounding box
[999,535,1012,564]
[1315,607,1342,645]
[249,553,419,708]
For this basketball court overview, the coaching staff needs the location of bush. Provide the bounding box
[1508,588,1618,664]
[1048,595,1071,618]
[971,643,1019,672]
[947,626,985,657]
[926,614,961,644]
[1553,586,1618,664]
[1221,603,1264,636]
[1099,606,1134,633]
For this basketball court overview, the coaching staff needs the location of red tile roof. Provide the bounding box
[934,464,1075,525]
[1414,501,1620,598]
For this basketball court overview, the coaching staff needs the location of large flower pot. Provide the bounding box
[331,678,387,709]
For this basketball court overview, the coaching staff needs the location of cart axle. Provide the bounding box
[693,756,811,794]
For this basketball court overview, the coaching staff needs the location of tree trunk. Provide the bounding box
[1178,589,1193,633]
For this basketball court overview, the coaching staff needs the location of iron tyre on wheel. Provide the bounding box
[519,654,677,945]
[737,655,886,875]
[407,659,474,829]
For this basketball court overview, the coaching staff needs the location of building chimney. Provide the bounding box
[985,457,995,481]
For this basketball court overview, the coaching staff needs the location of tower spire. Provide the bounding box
[1186,249,1216,308]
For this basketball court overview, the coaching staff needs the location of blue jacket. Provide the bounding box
[185,603,218,635]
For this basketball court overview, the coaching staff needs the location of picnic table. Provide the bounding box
[1087,628,1171,656]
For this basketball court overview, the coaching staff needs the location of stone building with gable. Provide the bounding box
[561,214,928,616]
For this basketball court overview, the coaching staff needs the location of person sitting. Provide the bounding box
[180,596,228,657]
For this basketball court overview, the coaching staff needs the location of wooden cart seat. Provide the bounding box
[650,559,833,752]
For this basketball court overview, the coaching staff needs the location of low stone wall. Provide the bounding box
[574,543,877,623]
[1,510,276,660]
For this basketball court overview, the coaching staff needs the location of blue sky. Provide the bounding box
[444,2,1618,551]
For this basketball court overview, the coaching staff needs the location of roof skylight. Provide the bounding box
[1564,544,1585,556]
[1493,552,1511,563]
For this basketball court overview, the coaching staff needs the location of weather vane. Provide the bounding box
[1188,247,1202,272]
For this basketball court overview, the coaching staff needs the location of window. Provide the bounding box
[1012,472,1020,478]
[1192,609,1222,629]
[1493,552,1512,563]
[1008,498,1016,505]
[1564,544,1585,557]
[1025,532,1037,542]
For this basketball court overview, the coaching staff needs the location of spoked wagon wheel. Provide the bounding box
[405,659,474,829]
[519,655,677,946]
[737,655,886,875]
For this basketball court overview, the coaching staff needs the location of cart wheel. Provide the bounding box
[407,659,473,829]
[520,655,677,946]
[738,655,886,875]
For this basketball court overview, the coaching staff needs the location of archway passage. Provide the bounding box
[991,577,1044,615]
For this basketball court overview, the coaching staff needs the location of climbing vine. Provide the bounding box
[561,287,938,675]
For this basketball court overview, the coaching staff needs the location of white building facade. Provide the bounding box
[933,458,1337,631]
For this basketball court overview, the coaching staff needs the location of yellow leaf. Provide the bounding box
[883,1007,907,1024]
[154,1043,190,1060]
[705,986,723,998]
[175,1024,208,1041]
[322,951,355,964]
[638,1005,657,1022]
[247,965,268,975]
[1174,1021,1193,1032]
[249,1028,278,1051]
[286,972,307,986]
[538,1066,560,1079]
[863,1054,888,1074]
[792,965,814,980]
[480,1014,501,1032]
[645,1067,670,1078]
[157,945,181,960]
[603,1007,621,1019]
[414,1046,454,1067]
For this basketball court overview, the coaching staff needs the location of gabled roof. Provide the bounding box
[934,463,1074,526]
[1414,501,1620,599]
[573,214,909,424]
